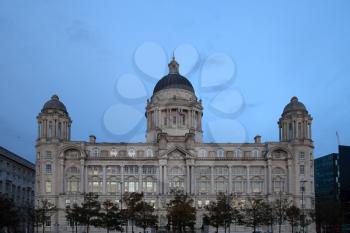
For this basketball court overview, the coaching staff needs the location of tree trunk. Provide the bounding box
[291,224,294,233]
[42,224,45,233]
[107,228,109,233]
[279,223,281,233]
[87,224,90,233]
[143,226,146,233]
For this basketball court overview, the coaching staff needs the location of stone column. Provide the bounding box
[85,166,88,192]
[265,165,268,194]
[186,165,190,193]
[247,166,250,194]
[121,165,124,191]
[287,160,292,194]
[211,166,215,194]
[164,166,167,194]
[102,165,106,194]
[158,166,162,195]
[268,161,272,194]
[191,165,196,195]
[228,166,232,193]
[139,165,143,192]
[80,159,85,193]
[60,159,65,193]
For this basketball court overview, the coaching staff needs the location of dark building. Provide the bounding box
[315,145,350,233]
[315,153,340,200]
[0,146,35,233]
[339,145,350,232]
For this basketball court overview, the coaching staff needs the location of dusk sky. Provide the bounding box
[1,1,350,163]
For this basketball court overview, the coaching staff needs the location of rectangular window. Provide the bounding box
[300,165,305,175]
[46,164,52,174]
[299,152,305,160]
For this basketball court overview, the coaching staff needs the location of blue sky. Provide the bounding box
[1,0,349,162]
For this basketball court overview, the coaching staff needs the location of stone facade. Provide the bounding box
[35,58,315,233]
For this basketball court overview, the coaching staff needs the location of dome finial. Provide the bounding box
[168,54,179,74]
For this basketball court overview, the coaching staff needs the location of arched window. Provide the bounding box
[217,149,225,158]
[197,176,210,193]
[143,177,157,193]
[273,176,285,193]
[89,177,102,193]
[125,177,138,192]
[107,177,119,193]
[67,177,80,193]
[252,149,259,159]
[233,177,246,193]
[92,148,100,157]
[110,148,118,157]
[128,148,136,157]
[146,149,153,157]
[251,177,264,193]
[234,149,242,158]
[169,176,184,190]
[48,121,53,138]
[198,149,207,158]
[215,176,227,193]
[57,122,62,139]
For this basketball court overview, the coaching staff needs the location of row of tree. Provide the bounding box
[0,193,34,233]
[63,192,157,233]
[203,193,314,233]
[1,191,318,233]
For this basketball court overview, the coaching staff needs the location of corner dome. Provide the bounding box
[42,95,68,114]
[283,96,307,114]
[153,57,195,94]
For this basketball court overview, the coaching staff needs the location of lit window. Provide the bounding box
[45,164,52,174]
[45,181,52,193]
[65,199,70,206]
[67,178,79,192]
[125,178,138,192]
[107,180,118,193]
[143,178,156,193]
[217,149,224,158]
[128,148,136,157]
[205,200,210,206]
[198,200,203,208]
[197,177,210,193]
[251,179,263,193]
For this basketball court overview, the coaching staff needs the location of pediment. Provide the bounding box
[161,146,194,160]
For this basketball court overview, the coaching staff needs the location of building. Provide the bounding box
[0,146,35,204]
[315,145,350,233]
[0,146,35,232]
[314,153,340,201]
[35,58,315,233]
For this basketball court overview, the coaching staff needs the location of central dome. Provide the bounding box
[153,57,195,94]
